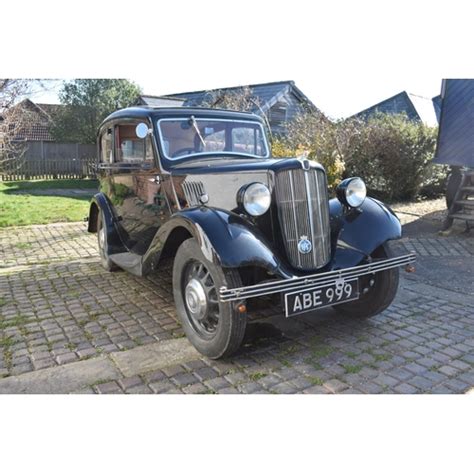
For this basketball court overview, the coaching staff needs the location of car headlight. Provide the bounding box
[239,182,271,216]
[336,177,367,208]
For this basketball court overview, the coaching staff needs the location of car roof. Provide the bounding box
[102,106,265,125]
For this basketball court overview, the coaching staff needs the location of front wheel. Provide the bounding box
[172,238,247,359]
[334,243,399,318]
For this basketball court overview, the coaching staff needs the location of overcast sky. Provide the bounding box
[7,0,473,120]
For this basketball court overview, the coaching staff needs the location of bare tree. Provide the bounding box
[0,79,58,176]
[0,80,34,175]
[199,86,273,136]
[200,86,258,112]
[0,79,29,108]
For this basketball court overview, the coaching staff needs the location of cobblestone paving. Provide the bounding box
[0,223,96,268]
[0,257,182,377]
[0,223,184,377]
[394,236,474,257]
[88,288,474,394]
[1,220,473,393]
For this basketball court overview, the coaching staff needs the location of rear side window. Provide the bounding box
[115,123,154,164]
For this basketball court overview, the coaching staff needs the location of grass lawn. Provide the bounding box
[0,179,98,227]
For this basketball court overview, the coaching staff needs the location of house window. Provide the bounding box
[268,102,288,128]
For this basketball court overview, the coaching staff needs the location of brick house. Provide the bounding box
[0,98,63,143]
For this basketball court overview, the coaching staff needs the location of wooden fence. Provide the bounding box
[1,141,97,181]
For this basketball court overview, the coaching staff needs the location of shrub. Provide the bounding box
[201,87,445,201]
[419,163,449,198]
[271,112,345,188]
[341,113,444,201]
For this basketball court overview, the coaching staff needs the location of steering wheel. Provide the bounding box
[171,147,196,158]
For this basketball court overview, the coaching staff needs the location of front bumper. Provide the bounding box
[219,253,416,302]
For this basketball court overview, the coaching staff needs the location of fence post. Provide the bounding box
[41,140,45,180]
[76,143,79,178]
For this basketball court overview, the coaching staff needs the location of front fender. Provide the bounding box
[143,207,293,278]
[330,197,402,269]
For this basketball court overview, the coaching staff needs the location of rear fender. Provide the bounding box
[88,193,126,255]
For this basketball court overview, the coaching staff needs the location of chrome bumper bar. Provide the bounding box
[219,253,416,302]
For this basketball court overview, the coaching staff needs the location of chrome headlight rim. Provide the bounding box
[336,177,367,208]
[238,182,271,217]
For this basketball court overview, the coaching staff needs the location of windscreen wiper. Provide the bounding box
[189,115,205,147]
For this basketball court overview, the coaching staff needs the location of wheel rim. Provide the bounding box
[182,260,220,338]
[99,226,106,250]
[97,216,107,259]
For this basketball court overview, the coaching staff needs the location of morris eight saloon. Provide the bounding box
[88,106,415,358]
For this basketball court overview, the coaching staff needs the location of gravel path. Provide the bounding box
[391,198,447,224]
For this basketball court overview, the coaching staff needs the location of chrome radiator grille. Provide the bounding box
[274,168,331,270]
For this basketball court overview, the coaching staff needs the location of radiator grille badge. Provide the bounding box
[298,236,312,254]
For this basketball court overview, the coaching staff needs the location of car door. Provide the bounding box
[101,118,169,254]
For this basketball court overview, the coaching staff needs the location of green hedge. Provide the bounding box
[272,112,447,202]
[343,113,445,201]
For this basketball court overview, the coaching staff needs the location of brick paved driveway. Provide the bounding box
[0,217,473,394]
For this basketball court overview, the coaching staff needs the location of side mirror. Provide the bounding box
[135,122,150,139]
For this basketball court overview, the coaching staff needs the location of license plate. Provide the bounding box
[284,278,359,317]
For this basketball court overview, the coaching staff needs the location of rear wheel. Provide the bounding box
[334,243,399,318]
[97,210,118,271]
[173,238,247,359]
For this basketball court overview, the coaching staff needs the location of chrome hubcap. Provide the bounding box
[183,261,220,338]
[185,278,208,322]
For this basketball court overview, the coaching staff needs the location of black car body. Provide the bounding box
[89,106,415,358]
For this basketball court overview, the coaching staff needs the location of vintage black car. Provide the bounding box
[88,106,415,358]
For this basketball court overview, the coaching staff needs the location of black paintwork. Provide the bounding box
[89,106,401,282]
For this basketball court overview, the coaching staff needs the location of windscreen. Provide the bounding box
[157,118,269,159]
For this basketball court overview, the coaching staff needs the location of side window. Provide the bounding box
[115,123,154,164]
[100,128,113,163]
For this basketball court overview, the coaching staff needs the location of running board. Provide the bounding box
[109,253,143,276]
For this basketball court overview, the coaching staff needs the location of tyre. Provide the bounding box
[334,242,399,318]
[97,209,119,271]
[173,238,247,359]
